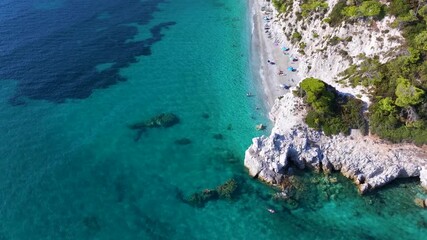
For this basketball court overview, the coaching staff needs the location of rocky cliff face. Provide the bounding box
[245,93,427,193]
[268,0,404,103]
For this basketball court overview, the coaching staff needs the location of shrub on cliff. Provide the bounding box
[299,78,366,136]
[387,0,411,17]
[394,77,425,107]
[358,1,383,17]
[326,0,347,27]
[300,0,329,17]
[291,31,302,43]
[326,0,385,27]
[272,0,293,13]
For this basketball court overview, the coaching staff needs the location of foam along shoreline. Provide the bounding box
[246,0,427,199]
[250,0,299,109]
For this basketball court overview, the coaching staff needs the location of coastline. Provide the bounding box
[246,0,427,199]
[249,0,299,109]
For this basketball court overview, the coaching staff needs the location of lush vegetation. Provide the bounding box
[339,0,427,145]
[325,0,386,27]
[272,0,293,13]
[298,78,367,136]
[272,0,328,16]
[300,0,329,17]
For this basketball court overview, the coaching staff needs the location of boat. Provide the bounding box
[267,208,275,214]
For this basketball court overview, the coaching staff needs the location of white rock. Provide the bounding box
[420,167,427,190]
[244,92,427,193]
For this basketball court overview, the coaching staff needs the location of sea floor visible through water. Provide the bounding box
[0,0,426,239]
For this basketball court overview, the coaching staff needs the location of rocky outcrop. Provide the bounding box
[245,92,427,194]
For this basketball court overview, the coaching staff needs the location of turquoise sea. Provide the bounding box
[0,0,426,239]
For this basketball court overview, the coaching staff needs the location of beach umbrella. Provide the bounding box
[287,67,294,71]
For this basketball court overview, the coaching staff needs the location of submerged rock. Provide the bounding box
[213,133,224,140]
[144,113,180,128]
[186,189,218,208]
[128,113,180,141]
[174,138,192,145]
[183,178,239,207]
[216,179,238,199]
[129,113,180,130]
[256,124,266,131]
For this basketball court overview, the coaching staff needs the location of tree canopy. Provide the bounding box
[395,77,425,107]
[414,31,427,51]
[299,78,366,135]
[359,1,382,17]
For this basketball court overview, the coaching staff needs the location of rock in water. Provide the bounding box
[216,179,238,199]
[183,178,239,207]
[174,138,192,145]
[186,189,218,208]
[128,113,180,141]
[256,124,266,131]
[144,113,180,128]
[213,134,224,140]
[128,113,180,129]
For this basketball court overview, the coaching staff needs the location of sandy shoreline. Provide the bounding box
[250,0,300,109]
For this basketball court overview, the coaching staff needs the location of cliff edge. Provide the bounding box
[245,92,427,194]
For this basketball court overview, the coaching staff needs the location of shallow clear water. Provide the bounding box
[0,0,426,239]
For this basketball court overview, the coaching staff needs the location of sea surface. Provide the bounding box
[0,0,426,239]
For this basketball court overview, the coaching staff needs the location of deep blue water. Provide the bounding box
[0,0,174,104]
[0,0,426,239]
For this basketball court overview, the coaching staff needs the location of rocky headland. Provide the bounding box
[245,92,427,194]
[247,0,427,197]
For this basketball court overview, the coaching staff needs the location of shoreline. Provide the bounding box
[249,0,299,110]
